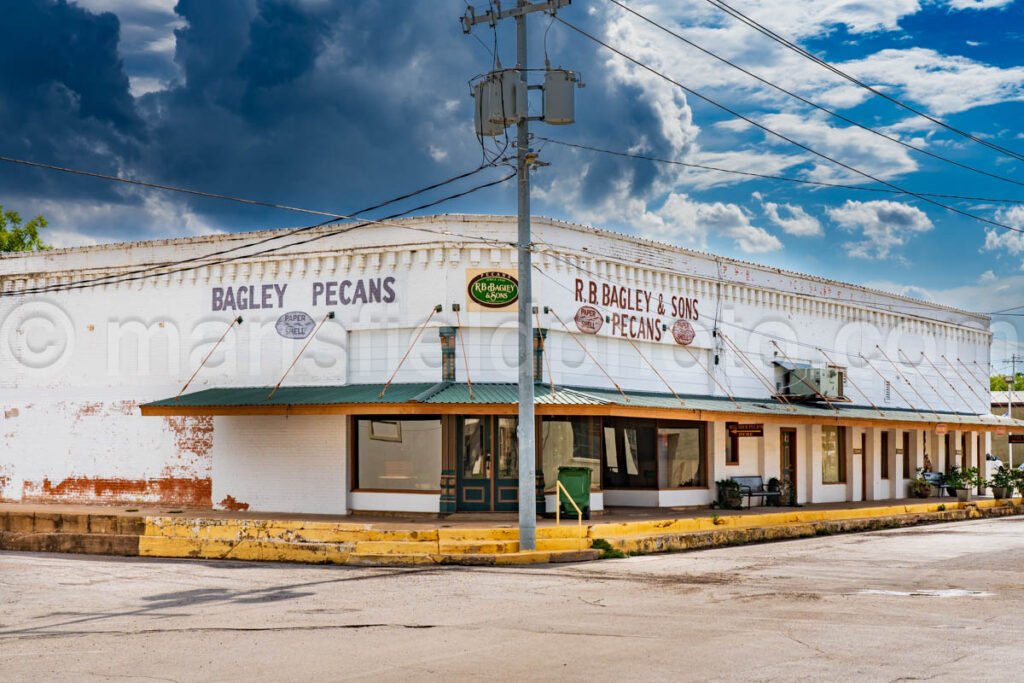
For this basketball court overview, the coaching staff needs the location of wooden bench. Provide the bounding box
[730,476,781,509]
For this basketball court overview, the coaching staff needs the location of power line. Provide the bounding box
[0,154,346,220]
[703,0,1024,164]
[608,0,1024,190]
[7,169,517,297]
[538,136,1024,204]
[533,236,987,333]
[3,162,505,296]
[554,16,1024,236]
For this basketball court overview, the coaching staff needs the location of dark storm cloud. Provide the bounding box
[0,0,675,238]
[134,0,506,228]
[0,0,142,202]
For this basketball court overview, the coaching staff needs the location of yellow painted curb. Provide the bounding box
[135,499,1024,567]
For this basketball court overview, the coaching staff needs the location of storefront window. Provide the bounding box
[725,422,739,465]
[462,418,487,481]
[541,417,602,491]
[357,418,442,491]
[902,432,911,477]
[822,425,846,484]
[497,417,518,478]
[603,420,657,489]
[659,424,706,487]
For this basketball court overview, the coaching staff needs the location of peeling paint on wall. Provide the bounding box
[219,495,250,511]
[2,402,214,508]
[0,464,11,502]
[21,476,211,506]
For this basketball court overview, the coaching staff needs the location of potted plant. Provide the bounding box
[908,475,932,499]
[716,479,743,510]
[766,477,781,507]
[989,466,1014,499]
[945,466,981,503]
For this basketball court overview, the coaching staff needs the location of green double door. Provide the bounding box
[457,416,519,512]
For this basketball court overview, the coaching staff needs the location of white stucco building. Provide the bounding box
[1,214,1017,515]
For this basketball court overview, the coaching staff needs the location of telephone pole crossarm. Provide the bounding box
[462,1,571,33]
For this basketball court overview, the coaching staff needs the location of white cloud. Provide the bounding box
[689,0,923,37]
[129,76,169,97]
[980,270,997,283]
[653,194,782,253]
[862,275,1024,361]
[826,200,933,259]
[679,149,809,191]
[983,206,1024,255]
[841,48,1024,115]
[758,197,823,237]
[46,230,102,249]
[16,193,223,249]
[598,0,1024,121]
[534,167,781,254]
[732,113,920,185]
[74,0,182,95]
[598,2,922,115]
[948,0,1015,10]
[603,19,700,155]
[427,145,448,163]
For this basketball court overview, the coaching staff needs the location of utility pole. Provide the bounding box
[1009,354,1022,467]
[462,1,575,551]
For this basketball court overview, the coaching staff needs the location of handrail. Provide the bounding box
[554,479,584,551]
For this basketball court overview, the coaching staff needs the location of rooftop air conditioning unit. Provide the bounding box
[786,367,842,400]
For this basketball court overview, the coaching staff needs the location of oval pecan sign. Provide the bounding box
[574,305,603,334]
[468,271,518,308]
[275,311,316,339]
[671,319,696,346]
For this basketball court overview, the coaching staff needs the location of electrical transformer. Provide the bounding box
[472,70,523,137]
[473,78,505,137]
[543,69,579,125]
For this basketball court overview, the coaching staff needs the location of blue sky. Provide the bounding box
[2,0,1024,362]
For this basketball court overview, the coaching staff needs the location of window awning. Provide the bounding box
[139,382,1024,432]
[773,360,814,371]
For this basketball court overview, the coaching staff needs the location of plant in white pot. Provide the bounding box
[989,466,1014,499]
[945,466,981,503]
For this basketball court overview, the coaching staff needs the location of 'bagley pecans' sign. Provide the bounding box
[212,283,288,311]
[211,277,398,311]
[573,277,699,343]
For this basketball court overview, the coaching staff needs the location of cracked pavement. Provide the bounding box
[2,517,1023,681]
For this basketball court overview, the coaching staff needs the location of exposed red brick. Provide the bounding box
[164,416,213,459]
[111,400,139,416]
[76,402,104,417]
[219,495,250,511]
[22,476,212,507]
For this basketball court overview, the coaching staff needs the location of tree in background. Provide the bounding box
[0,205,50,252]
[991,373,1024,392]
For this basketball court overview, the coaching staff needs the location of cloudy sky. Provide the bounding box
[3,0,1024,361]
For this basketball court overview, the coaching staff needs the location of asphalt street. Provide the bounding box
[2,517,1023,682]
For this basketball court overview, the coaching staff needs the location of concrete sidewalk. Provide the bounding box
[2,497,1022,566]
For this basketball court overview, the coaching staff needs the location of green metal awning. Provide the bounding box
[140,382,1024,431]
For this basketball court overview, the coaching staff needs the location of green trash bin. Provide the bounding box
[557,466,592,520]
